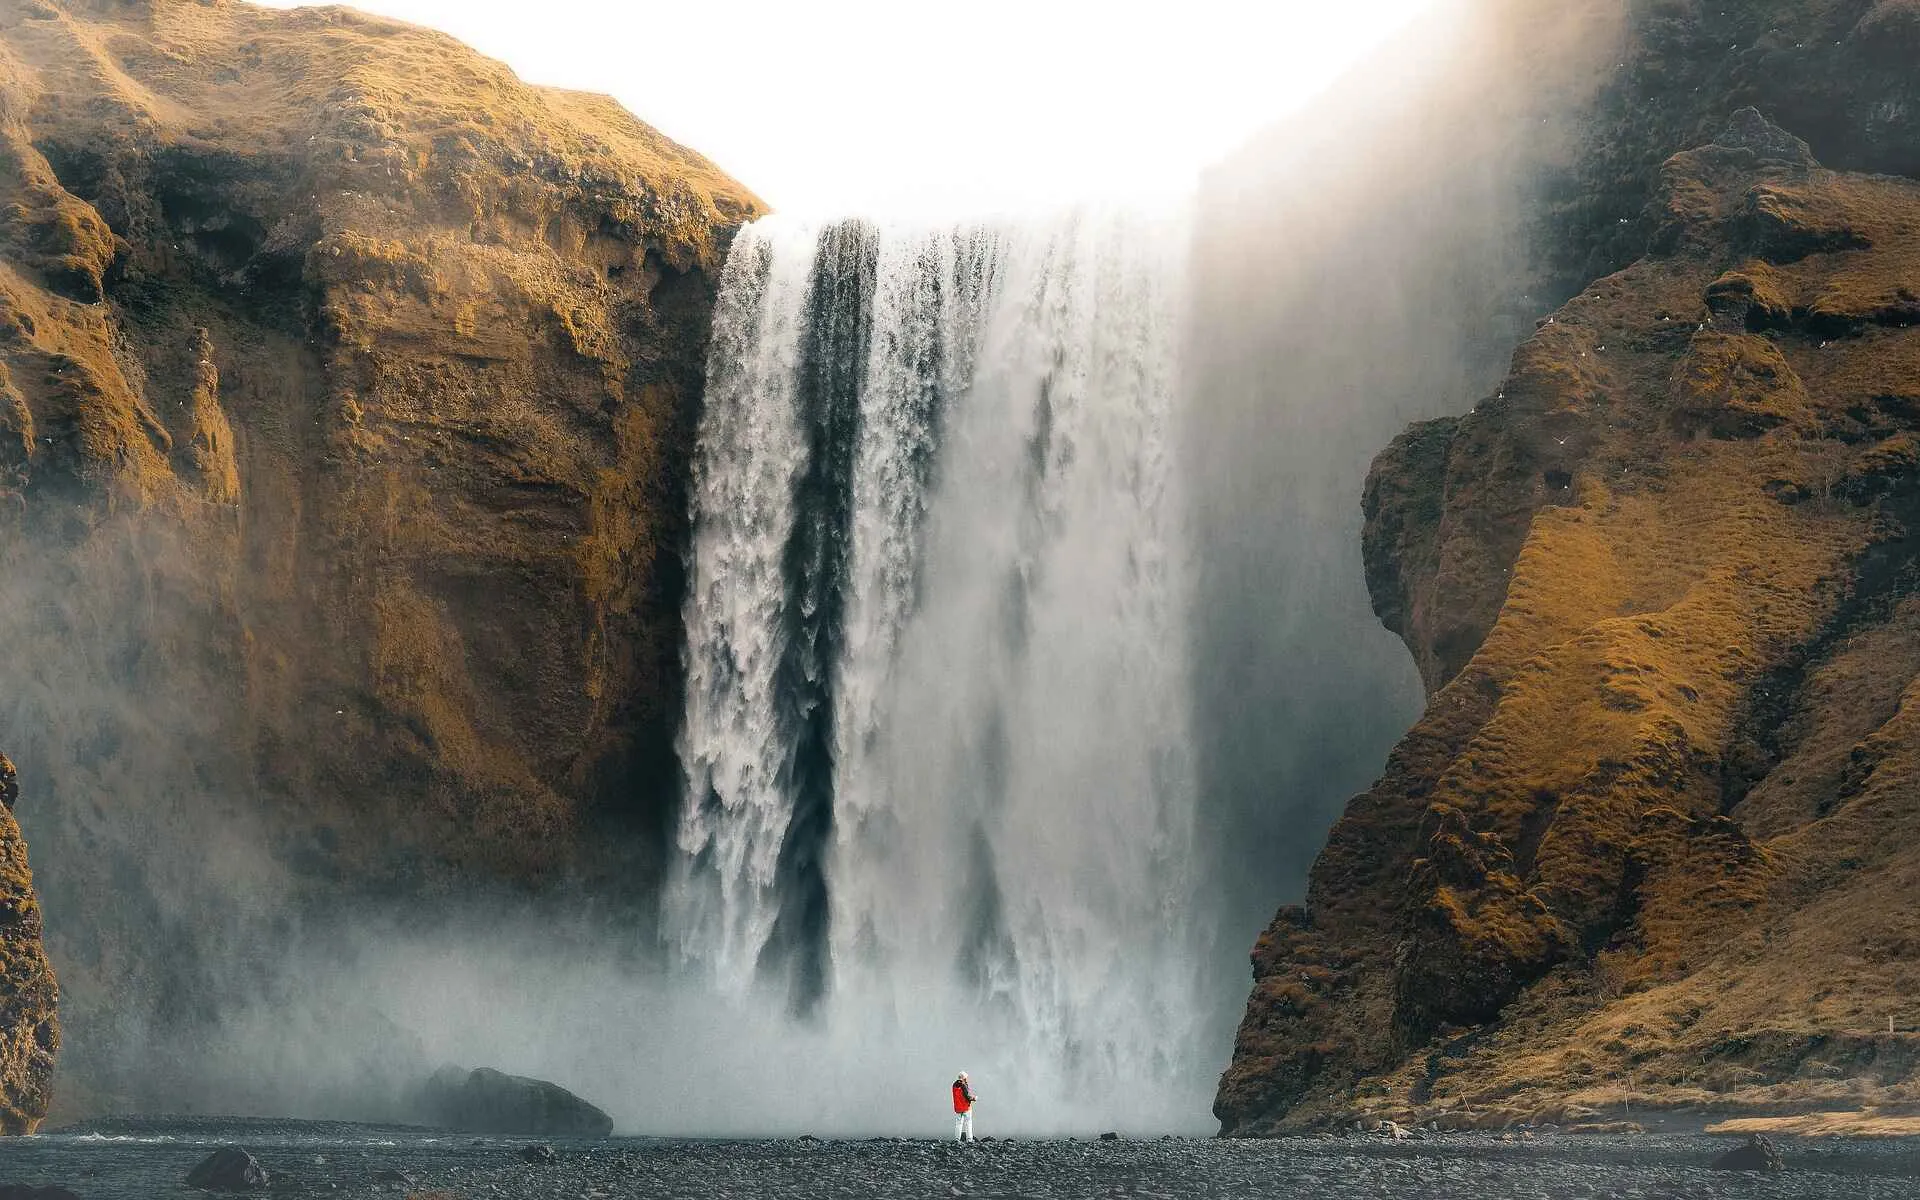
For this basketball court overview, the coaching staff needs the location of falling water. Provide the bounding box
[673,206,1207,1130]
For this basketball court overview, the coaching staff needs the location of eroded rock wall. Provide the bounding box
[0,0,758,1113]
[1219,0,1920,1135]
[0,754,58,1134]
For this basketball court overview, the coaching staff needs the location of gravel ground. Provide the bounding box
[1,1118,1918,1199]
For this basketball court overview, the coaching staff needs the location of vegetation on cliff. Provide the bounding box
[1220,92,1920,1132]
[0,0,759,1114]
[0,755,59,1134]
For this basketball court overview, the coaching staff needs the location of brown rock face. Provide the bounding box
[0,754,60,1134]
[1218,106,1920,1133]
[0,0,758,1110]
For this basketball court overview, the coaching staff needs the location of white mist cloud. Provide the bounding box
[254,0,1442,215]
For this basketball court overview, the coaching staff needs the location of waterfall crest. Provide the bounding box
[672,207,1207,1127]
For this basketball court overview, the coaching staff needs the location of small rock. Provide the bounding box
[370,1168,417,1186]
[1712,1134,1785,1172]
[518,1144,557,1165]
[1099,1131,1120,1141]
[185,1147,270,1192]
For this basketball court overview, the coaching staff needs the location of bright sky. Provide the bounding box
[258,0,1440,215]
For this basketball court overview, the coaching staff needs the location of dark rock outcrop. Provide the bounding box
[184,1147,269,1192]
[0,1186,81,1200]
[0,752,57,1134]
[1221,95,1920,1133]
[1712,1135,1786,1173]
[0,0,759,1113]
[417,1065,613,1137]
[1545,0,1920,297]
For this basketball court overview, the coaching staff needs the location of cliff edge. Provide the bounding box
[0,0,759,1111]
[1219,104,1920,1132]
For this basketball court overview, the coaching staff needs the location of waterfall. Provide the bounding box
[673,206,1206,1128]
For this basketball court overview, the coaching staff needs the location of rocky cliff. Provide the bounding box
[1219,0,1920,1134]
[0,755,56,1134]
[0,0,758,1112]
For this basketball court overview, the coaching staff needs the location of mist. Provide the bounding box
[0,0,1623,1139]
[1180,0,1619,996]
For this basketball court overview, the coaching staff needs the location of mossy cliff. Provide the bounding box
[0,0,758,1112]
[0,754,56,1134]
[1219,0,1920,1135]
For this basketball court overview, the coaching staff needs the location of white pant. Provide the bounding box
[954,1110,973,1141]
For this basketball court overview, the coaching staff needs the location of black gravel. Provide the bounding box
[1,1117,1918,1199]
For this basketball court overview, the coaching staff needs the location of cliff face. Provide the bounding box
[1183,0,1621,976]
[1219,0,1920,1135]
[0,0,758,1111]
[0,755,56,1134]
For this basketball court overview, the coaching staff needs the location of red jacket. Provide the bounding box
[952,1079,974,1113]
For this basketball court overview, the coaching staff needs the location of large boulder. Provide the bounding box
[416,1066,613,1137]
[1713,1135,1786,1173]
[184,1148,269,1192]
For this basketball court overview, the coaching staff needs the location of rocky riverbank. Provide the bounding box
[4,1119,1920,1199]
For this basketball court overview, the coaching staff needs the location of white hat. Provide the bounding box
[958,1070,969,1079]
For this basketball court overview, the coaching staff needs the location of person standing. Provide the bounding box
[951,1071,976,1142]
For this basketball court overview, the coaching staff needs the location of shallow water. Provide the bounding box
[2,1118,1919,1199]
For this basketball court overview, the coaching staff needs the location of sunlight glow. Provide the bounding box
[254,0,1441,216]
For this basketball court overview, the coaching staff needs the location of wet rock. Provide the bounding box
[184,1147,270,1191]
[517,1144,557,1166]
[418,1065,613,1137]
[1712,1134,1785,1172]
[0,750,56,1135]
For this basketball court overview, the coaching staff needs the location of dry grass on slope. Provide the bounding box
[1222,114,1920,1134]
[13,0,758,227]
[0,0,764,1118]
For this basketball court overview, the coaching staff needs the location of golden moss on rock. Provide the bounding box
[1220,112,1920,1134]
[0,754,59,1134]
[0,0,760,1113]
